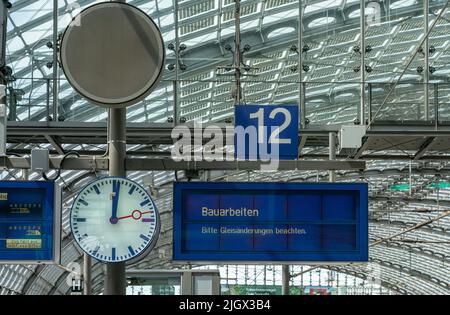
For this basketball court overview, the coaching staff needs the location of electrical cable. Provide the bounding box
[42,151,80,181]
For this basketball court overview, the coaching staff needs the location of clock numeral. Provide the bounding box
[128,185,136,195]
[79,199,89,206]
[142,218,155,223]
[140,234,150,242]
[140,199,151,207]
[75,218,86,223]
[93,185,101,195]
[128,246,135,256]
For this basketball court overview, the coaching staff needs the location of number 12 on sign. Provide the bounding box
[235,104,299,160]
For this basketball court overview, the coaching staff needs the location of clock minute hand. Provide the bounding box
[110,180,120,224]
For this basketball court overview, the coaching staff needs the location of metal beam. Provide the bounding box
[413,137,437,160]
[0,156,366,171]
[44,134,65,155]
[353,137,372,159]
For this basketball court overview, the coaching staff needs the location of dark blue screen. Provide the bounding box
[173,182,368,262]
[0,181,56,262]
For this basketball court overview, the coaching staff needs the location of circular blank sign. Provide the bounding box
[60,3,165,108]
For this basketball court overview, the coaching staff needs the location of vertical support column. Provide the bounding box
[46,78,50,122]
[104,0,127,297]
[83,253,92,295]
[104,106,127,296]
[282,265,290,295]
[368,83,372,125]
[299,1,305,128]
[434,83,438,129]
[234,0,242,106]
[0,84,6,156]
[53,0,59,121]
[0,0,8,155]
[329,132,336,182]
[360,0,366,125]
[424,0,429,121]
[174,0,179,125]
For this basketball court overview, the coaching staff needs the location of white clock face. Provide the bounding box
[70,177,160,263]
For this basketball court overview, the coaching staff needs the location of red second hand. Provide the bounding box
[117,210,152,221]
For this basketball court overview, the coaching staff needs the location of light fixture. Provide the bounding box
[167,64,175,71]
[168,43,175,51]
[243,44,251,52]
[302,64,310,72]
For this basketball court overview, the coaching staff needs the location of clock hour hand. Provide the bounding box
[110,180,120,224]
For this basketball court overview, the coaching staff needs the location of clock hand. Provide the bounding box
[110,180,121,224]
[117,210,152,221]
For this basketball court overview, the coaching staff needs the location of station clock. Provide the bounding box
[70,177,160,263]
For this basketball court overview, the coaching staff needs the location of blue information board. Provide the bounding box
[173,182,368,262]
[235,105,299,160]
[0,181,60,263]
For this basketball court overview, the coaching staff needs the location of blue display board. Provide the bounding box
[173,182,368,262]
[235,105,299,160]
[0,181,60,263]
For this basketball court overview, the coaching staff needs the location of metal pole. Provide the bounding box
[104,0,127,296]
[83,253,92,295]
[424,0,429,121]
[104,109,127,296]
[173,80,179,127]
[329,132,336,182]
[368,83,372,124]
[360,0,366,125]
[53,0,59,121]
[434,83,438,129]
[299,1,305,128]
[0,85,6,156]
[46,78,50,122]
[0,0,6,154]
[282,265,290,295]
[234,0,242,106]
[174,0,179,125]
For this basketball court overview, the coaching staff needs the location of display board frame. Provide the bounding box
[173,182,368,264]
[0,181,61,265]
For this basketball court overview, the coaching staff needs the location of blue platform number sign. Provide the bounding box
[0,181,60,263]
[235,105,299,160]
[173,182,368,263]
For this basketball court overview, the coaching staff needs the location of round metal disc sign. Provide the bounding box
[60,3,165,108]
